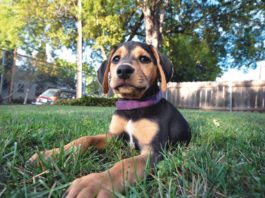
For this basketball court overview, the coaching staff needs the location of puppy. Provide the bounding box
[29,41,191,197]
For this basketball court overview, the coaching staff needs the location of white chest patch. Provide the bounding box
[125,120,135,148]
[124,118,159,149]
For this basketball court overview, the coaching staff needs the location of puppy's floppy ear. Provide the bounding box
[97,47,117,94]
[97,60,107,85]
[150,46,173,92]
[159,55,173,82]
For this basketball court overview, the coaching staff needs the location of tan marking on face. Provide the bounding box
[109,115,128,134]
[131,46,157,85]
[126,119,158,146]
[109,45,158,99]
[111,46,128,64]
[109,46,128,79]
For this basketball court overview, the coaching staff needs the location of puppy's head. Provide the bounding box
[97,41,173,99]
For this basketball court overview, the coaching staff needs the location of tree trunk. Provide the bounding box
[142,0,167,49]
[8,49,17,103]
[0,50,6,97]
[100,46,107,60]
[76,0,83,98]
[23,88,29,105]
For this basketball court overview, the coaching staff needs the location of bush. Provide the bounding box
[55,96,117,107]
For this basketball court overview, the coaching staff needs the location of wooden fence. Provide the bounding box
[166,80,265,112]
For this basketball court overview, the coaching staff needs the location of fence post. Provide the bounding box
[229,81,233,112]
[165,89,168,100]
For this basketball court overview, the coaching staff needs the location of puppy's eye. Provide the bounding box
[139,56,151,64]
[112,55,120,64]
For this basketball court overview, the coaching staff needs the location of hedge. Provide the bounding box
[55,96,117,107]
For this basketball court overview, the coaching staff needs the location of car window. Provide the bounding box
[41,89,59,97]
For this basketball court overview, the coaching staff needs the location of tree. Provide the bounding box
[1,0,264,85]
[161,0,264,69]
[139,0,168,49]
[82,0,138,55]
[18,0,136,95]
[76,0,83,98]
[121,0,221,80]
[164,34,221,81]
[0,0,27,101]
[0,0,26,49]
[134,0,265,80]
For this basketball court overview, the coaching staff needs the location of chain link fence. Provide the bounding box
[0,49,100,104]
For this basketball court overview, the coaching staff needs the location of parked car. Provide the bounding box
[33,88,75,105]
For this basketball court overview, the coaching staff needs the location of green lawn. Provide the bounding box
[0,105,265,197]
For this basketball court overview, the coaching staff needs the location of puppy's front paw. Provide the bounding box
[66,172,114,198]
[27,153,39,164]
[26,149,56,166]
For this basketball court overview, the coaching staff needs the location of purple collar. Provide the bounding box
[116,91,163,110]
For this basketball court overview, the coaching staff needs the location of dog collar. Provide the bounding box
[116,91,163,110]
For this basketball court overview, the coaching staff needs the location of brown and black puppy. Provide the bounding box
[28,41,191,198]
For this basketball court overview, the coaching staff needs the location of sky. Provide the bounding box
[216,60,265,81]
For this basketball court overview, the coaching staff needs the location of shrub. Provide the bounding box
[55,96,117,107]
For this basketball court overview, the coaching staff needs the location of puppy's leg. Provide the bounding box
[28,133,113,163]
[66,150,151,198]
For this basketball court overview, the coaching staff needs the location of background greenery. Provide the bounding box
[55,96,117,106]
[0,0,264,87]
[0,105,264,197]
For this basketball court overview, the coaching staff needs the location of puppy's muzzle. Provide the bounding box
[117,64,135,80]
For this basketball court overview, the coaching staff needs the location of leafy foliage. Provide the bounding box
[55,96,117,106]
[35,58,77,89]
[163,34,222,81]
[163,0,265,69]
[0,0,264,83]
[0,0,26,49]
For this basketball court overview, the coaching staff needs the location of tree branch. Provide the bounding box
[126,12,144,41]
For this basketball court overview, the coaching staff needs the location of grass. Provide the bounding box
[0,105,265,197]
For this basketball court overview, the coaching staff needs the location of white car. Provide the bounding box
[34,88,75,105]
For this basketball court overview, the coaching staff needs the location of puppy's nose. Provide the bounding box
[117,65,135,79]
